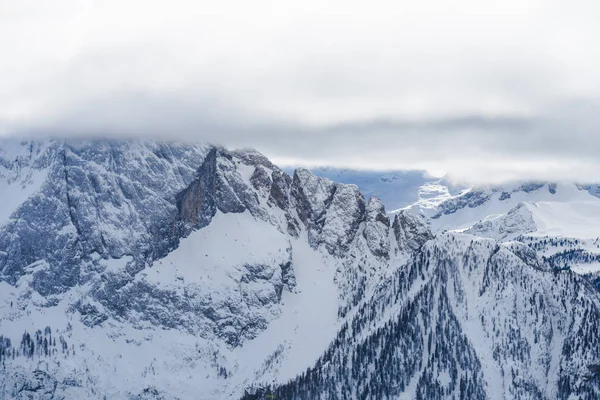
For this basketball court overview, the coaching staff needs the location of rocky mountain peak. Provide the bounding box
[392,209,434,253]
[290,168,369,256]
[230,148,277,169]
[366,195,389,227]
[175,146,264,233]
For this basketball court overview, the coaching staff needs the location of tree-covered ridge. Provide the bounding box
[242,235,600,400]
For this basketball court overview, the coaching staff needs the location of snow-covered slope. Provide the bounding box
[466,200,600,241]
[526,200,600,239]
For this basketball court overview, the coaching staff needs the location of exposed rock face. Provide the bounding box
[582,183,600,198]
[175,147,221,230]
[249,165,272,194]
[290,168,368,256]
[0,140,208,295]
[231,148,277,170]
[320,184,366,256]
[392,209,434,253]
[517,182,546,193]
[269,170,291,210]
[176,147,300,242]
[291,168,337,248]
[431,187,494,218]
[367,196,390,227]
[96,248,294,347]
[175,147,266,233]
[362,196,391,258]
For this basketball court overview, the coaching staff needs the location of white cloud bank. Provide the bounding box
[1,0,599,183]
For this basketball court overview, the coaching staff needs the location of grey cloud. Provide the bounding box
[9,89,600,184]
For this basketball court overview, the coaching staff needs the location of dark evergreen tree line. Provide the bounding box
[0,325,72,365]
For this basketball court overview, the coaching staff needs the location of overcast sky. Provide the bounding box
[1,0,599,183]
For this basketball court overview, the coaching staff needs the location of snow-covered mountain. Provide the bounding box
[464,200,600,242]
[0,139,430,399]
[464,202,537,241]
[416,182,600,275]
[424,182,594,230]
[1,139,600,400]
